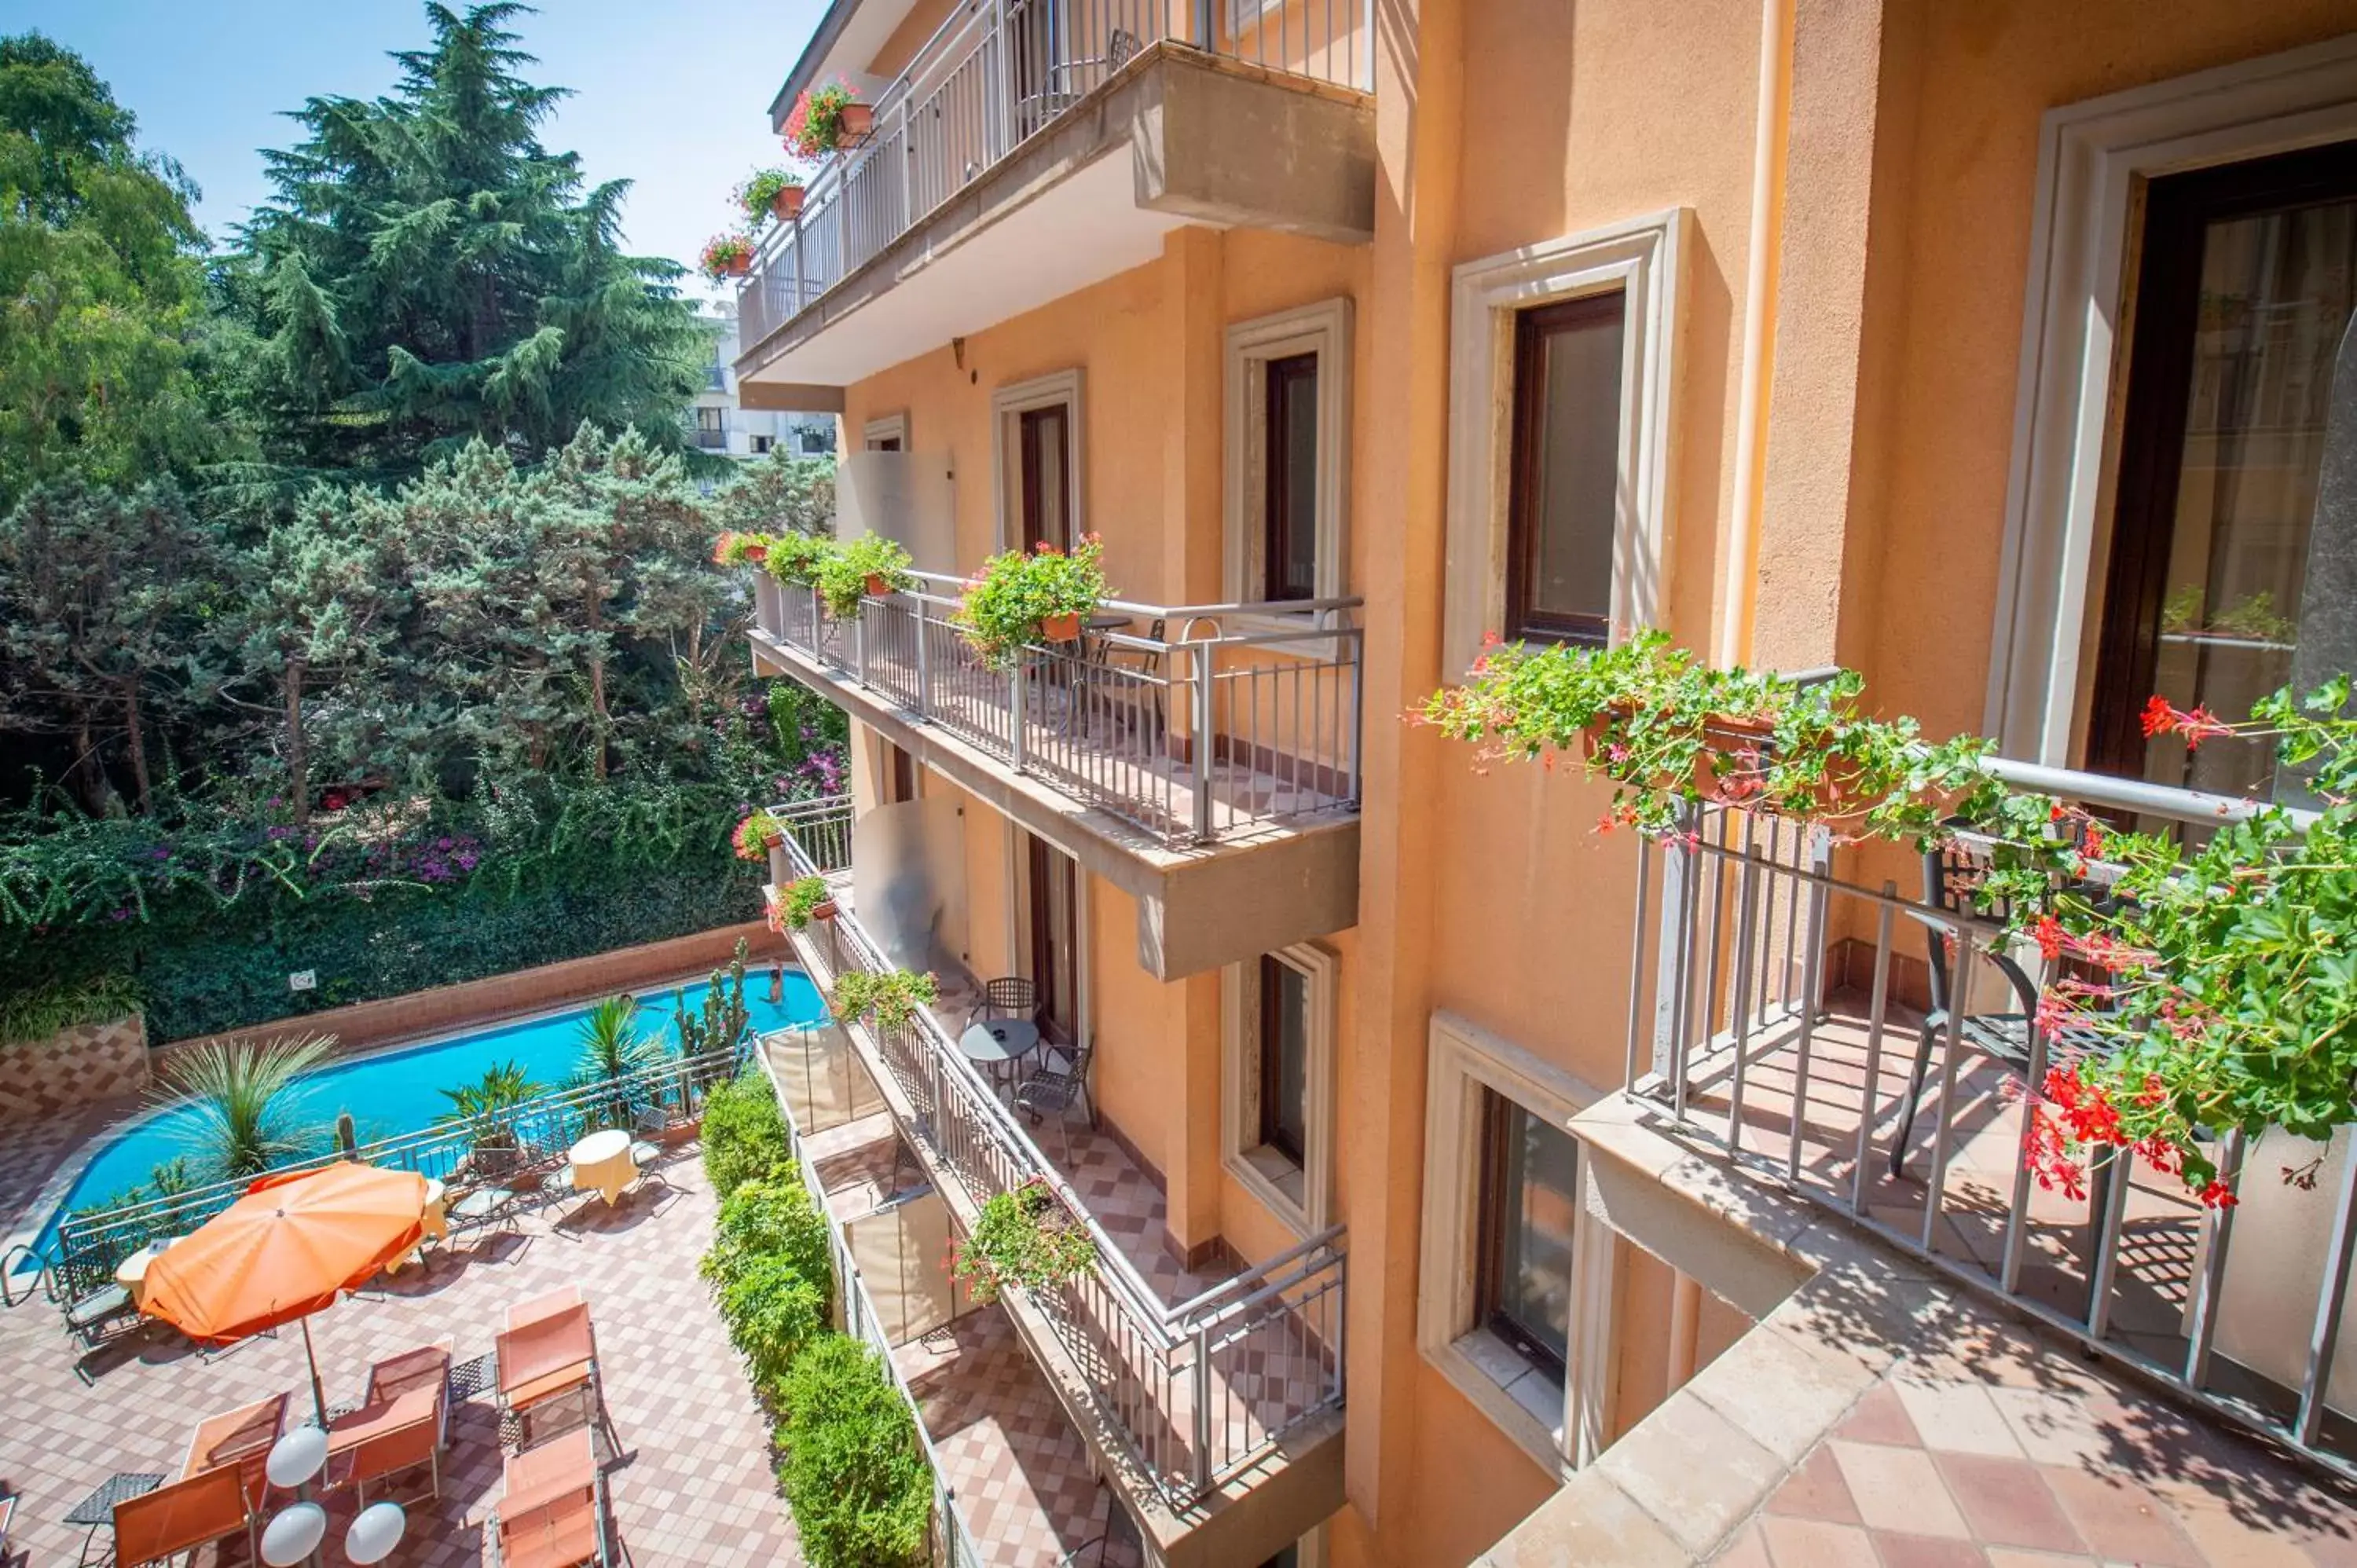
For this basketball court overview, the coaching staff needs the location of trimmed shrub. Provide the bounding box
[775,1335,933,1568]
[699,1069,794,1198]
[706,1174,833,1297]
[712,1250,827,1390]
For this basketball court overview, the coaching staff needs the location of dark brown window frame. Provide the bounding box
[2087,138,2357,777]
[1017,404,1072,554]
[1474,1088,1571,1384]
[1255,954,1308,1167]
[1505,291,1626,649]
[1262,350,1320,603]
[1025,833,1079,1043]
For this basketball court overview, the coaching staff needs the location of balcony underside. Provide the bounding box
[737,44,1376,390]
[752,628,1360,981]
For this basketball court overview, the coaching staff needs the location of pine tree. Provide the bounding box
[230,4,704,480]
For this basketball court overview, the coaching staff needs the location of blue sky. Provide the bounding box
[0,0,827,299]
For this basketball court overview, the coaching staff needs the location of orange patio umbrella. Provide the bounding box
[141,1163,427,1424]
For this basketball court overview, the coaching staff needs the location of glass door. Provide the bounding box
[1025,833,1079,1041]
[2090,141,2357,797]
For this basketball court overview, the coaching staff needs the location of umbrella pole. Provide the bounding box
[300,1314,329,1427]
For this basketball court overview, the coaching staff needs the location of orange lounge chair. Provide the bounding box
[109,1465,253,1568]
[507,1284,582,1328]
[496,1299,611,1450]
[491,1427,611,1568]
[182,1390,288,1514]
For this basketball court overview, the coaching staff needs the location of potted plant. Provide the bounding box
[701,232,756,280]
[784,79,871,158]
[732,808,784,863]
[764,531,835,589]
[774,875,836,931]
[828,967,938,1030]
[739,167,807,224]
[816,535,916,619]
[952,535,1111,670]
[952,1179,1098,1303]
[712,530,770,567]
[1421,630,1989,841]
[435,1060,540,1178]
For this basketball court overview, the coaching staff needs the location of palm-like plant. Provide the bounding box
[577,995,659,1130]
[436,1059,541,1172]
[158,1035,335,1182]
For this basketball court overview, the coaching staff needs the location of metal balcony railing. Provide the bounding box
[753,571,1362,845]
[1626,763,2356,1481]
[739,0,1376,350]
[776,813,1347,1506]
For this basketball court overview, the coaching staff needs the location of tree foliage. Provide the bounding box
[228,3,706,479]
[0,33,229,502]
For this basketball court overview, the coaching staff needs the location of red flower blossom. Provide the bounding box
[2032,914,2065,962]
[2197,1179,2239,1210]
[2141,694,2175,738]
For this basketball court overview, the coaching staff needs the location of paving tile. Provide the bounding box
[1894,1377,2027,1458]
[1829,1439,1971,1539]
[2037,1464,2205,1566]
[1872,1533,1994,1568]
[1934,1453,2086,1553]
[1764,1445,1861,1526]
[1835,1383,1924,1447]
[1758,1515,1882,1568]
[1716,1522,1773,1568]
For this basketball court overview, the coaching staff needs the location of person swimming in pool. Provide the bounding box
[768,961,785,1005]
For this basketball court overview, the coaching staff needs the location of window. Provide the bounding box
[1476,1091,1579,1383]
[1506,294,1626,647]
[1256,954,1310,1164]
[693,406,728,452]
[1222,943,1337,1236]
[2087,140,2357,797]
[1025,833,1080,1042]
[1986,38,2357,762]
[1263,354,1320,602]
[1225,300,1351,608]
[1018,405,1072,552]
[883,741,918,805]
[1442,211,1687,677]
[863,412,908,452]
[992,372,1085,552]
[1418,1011,1612,1473]
[751,434,774,455]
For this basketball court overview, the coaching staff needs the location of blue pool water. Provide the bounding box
[20,974,826,1264]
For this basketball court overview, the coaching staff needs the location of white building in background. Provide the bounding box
[691,301,834,461]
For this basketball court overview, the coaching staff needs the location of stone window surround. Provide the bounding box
[1222,297,1354,621]
[1986,34,2357,762]
[1441,207,1690,680]
[1219,940,1340,1239]
[990,369,1087,554]
[863,411,909,450]
[1417,1009,1619,1478]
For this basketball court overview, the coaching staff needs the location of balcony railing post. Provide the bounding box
[1193,0,1215,51]
[853,602,869,686]
[1190,1330,1213,1494]
[989,0,1012,159]
[915,604,933,722]
[1010,660,1028,773]
[1347,635,1365,808]
[1191,643,1216,844]
[792,213,804,315]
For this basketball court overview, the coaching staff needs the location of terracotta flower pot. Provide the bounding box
[721,253,750,277]
[863,573,894,597]
[837,104,874,145]
[1039,612,1082,643]
[742,542,768,564]
[772,185,805,221]
[762,830,784,849]
[812,899,838,922]
[1691,714,1776,804]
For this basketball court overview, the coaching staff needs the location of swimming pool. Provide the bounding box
[18,973,827,1266]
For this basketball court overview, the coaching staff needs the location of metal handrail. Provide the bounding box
[775,817,1346,1500]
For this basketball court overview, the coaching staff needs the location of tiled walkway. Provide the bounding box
[0,1140,797,1566]
[1709,1291,2357,1567]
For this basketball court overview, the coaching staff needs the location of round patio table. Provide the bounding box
[114,1237,181,1310]
[385,1178,448,1274]
[959,1018,1040,1097]
[567,1129,638,1206]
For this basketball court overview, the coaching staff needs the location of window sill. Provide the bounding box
[1423,1327,1571,1481]
[1226,1144,1314,1239]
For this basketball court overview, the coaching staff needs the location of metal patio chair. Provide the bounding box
[1013,1041,1094,1163]
[967,977,1039,1031]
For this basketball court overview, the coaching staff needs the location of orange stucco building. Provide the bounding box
[735,2,2357,1563]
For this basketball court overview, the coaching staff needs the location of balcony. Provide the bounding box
[749,573,1361,979]
[735,2,1375,390]
[767,811,1347,1566]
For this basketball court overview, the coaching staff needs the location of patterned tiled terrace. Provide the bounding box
[0,1129,794,1566]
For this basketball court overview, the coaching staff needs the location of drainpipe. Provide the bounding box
[1715,0,1794,669]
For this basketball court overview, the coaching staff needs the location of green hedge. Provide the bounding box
[701,1069,797,1199]
[777,1335,933,1568]
[0,852,762,1042]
